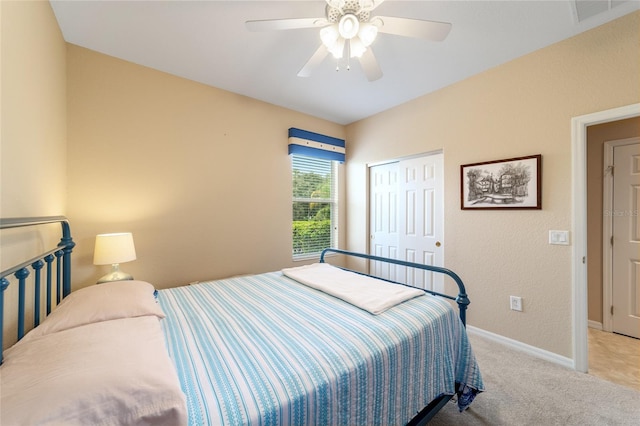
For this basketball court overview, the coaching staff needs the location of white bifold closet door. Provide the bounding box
[369,153,444,292]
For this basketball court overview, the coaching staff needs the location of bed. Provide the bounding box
[0,217,484,425]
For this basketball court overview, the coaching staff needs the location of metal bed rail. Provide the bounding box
[320,248,470,326]
[0,216,75,363]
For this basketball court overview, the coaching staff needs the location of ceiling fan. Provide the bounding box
[245,0,452,82]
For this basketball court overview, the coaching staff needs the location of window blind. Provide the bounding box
[291,155,337,258]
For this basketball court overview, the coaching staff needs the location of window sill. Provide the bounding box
[292,252,339,263]
[292,254,321,262]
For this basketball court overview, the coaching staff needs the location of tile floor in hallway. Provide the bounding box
[588,327,640,392]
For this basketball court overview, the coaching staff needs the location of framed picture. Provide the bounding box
[461,154,542,210]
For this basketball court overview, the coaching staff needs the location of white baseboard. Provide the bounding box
[588,320,603,330]
[467,326,574,369]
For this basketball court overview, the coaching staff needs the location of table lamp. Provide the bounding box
[93,232,137,283]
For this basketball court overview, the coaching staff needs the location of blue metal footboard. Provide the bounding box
[0,216,75,364]
[320,248,472,425]
[320,248,470,326]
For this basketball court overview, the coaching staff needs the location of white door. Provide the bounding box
[611,141,640,338]
[369,161,400,281]
[369,153,444,291]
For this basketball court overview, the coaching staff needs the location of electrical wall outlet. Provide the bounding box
[510,296,523,312]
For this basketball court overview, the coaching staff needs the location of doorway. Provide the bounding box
[369,151,444,292]
[572,103,640,373]
[588,128,640,338]
[586,126,640,390]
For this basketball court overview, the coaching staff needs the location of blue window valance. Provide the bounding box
[288,128,345,162]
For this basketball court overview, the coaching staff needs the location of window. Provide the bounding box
[288,127,344,260]
[291,154,338,259]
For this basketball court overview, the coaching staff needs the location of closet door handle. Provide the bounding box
[435,241,441,247]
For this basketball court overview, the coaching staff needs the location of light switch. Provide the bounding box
[549,230,570,245]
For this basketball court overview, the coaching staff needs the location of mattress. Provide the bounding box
[157,271,483,426]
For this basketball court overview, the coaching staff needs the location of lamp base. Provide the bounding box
[97,268,134,284]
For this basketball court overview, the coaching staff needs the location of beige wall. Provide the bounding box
[586,117,640,325]
[0,0,67,348]
[1,0,66,221]
[66,45,346,289]
[345,12,640,357]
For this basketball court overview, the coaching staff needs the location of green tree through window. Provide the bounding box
[292,155,337,258]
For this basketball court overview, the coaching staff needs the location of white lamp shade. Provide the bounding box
[93,233,137,265]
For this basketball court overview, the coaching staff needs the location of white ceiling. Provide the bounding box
[50,1,639,125]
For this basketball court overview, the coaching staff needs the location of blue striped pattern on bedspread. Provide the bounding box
[158,271,483,426]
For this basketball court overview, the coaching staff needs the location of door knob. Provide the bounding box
[435,241,441,247]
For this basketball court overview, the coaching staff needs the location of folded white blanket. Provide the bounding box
[282,263,424,315]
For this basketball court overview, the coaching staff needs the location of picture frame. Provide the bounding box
[461,154,542,210]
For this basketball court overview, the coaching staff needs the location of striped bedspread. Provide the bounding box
[158,271,483,426]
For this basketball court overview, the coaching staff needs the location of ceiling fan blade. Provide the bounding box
[358,48,383,82]
[298,45,329,78]
[374,16,452,41]
[246,17,327,32]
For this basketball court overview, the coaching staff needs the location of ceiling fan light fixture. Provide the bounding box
[349,37,366,58]
[338,14,359,39]
[320,25,339,47]
[328,37,346,59]
[358,22,378,46]
[249,0,450,81]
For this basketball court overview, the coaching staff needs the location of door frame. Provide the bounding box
[602,137,640,333]
[571,103,640,373]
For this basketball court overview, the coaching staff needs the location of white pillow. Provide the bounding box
[24,280,165,340]
[0,316,187,426]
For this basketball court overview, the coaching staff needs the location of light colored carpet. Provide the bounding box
[429,332,640,425]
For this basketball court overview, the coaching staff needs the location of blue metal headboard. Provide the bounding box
[0,216,75,364]
[320,248,470,326]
